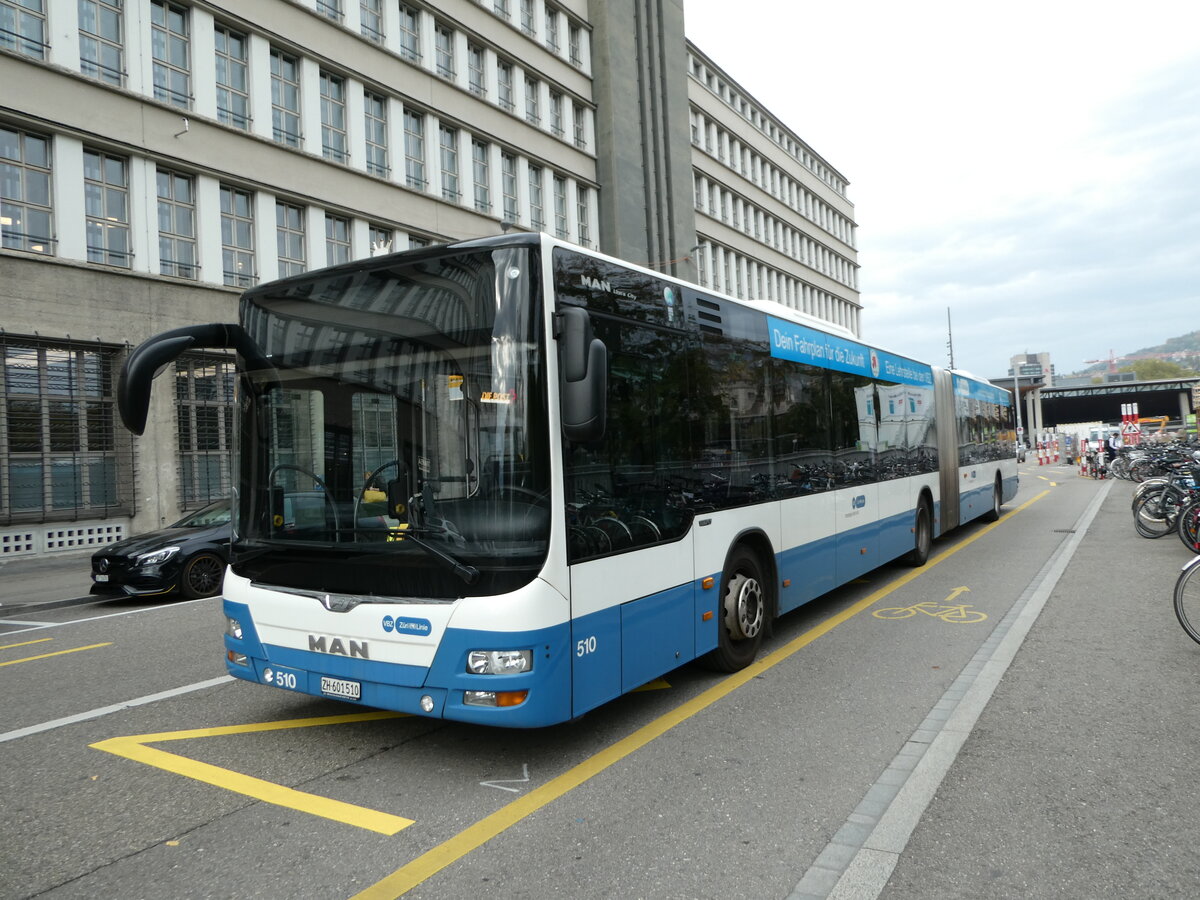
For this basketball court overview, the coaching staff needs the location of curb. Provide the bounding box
[0,595,107,616]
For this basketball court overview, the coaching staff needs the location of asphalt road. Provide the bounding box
[2,463,1194,900]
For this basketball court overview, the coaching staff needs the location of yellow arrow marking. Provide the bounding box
[944,586,970,604]
[90,710,414,835]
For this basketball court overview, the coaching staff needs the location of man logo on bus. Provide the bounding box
[308,634,370,658]
[870,350,880,378]
[851,494,866,509]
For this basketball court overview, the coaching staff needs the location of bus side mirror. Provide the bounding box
[557,306,607,443]
[386,466,409,520]
[118,323,268,435]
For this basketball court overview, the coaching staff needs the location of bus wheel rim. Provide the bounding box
[725,573,764,640]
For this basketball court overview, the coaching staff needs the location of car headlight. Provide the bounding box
[466,649,532,675]
[135,546,180,567]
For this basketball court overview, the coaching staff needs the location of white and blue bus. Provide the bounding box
[118,234,1017,727]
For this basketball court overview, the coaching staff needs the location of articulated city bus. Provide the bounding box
[118,233,1017,727]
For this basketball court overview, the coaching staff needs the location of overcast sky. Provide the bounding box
[683,0,1200,379]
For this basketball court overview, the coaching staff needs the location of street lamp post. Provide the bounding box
[1013,367,1023,449]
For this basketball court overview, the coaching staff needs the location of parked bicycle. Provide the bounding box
[1173,554,1200,644]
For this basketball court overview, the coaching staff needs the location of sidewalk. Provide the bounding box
[0,551,97,613]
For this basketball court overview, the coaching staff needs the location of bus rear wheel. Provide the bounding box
[983,478,1002,522]
[906,499,933,566]
[702,546,767,672]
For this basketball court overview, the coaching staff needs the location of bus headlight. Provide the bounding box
[466,649,532,675]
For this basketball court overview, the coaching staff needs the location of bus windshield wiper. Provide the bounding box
[397,529,480,585]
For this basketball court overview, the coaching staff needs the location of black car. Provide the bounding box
[91,498,231,599]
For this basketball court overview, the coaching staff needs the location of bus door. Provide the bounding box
[557,301,700,718]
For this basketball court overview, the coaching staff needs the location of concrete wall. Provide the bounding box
[589,0,698,276]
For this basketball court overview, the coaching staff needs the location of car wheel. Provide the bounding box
[181,552,225,599]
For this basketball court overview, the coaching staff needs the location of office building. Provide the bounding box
[1,0,858,556]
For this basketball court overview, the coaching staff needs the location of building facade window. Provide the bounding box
[325,214,351,265]
[408,235,428,249]
[398,3,420,62]
[552,174,567,238]
[468,43,486,96]
[156,168,196,279]
[497,60,514,111]
[501,151,517,223]
[0,125,54,255]
[434,23,454,79]
[214,24,250,129]
[2,337,129,521]
[403,109,426,189]
[471,139,490,213]
[549,91,563,137]
[568,23,581,66]
[2,0,48,58]
[78,0,124,85]
[359,0,383,43]
[316,0,341,22]
[527,164,543,231]
[320,70,348,163]
[175,355,234,507]
[519,0,534,34]
[573,103,586,148]
[544,6,559,51]
[368,223,392,255]
[524,76,540,125]
[220,184,255,286]
[150,1,190,109]
[83,148,129,267]
[492,0,509,17]
[439,125,459,202]
[276,202,306,277]
[270,48,301,148]
[576,184,590,246]
[363,90,388,176]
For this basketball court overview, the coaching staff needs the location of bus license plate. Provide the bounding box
[320,676,361,700]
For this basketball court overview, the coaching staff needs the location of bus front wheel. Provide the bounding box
[702,546,767,672]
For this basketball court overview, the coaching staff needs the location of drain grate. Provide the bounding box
[1053,529,1076,533]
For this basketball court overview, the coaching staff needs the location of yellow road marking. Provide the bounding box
[0,638,53,651]
[632,678,671,692]
[944,586,970,603]
[352,489,1052,899]
[90,710,413,835]
[0,642,111,667]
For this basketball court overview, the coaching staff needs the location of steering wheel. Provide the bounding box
[354,459,405,525]
[267,463,341,538]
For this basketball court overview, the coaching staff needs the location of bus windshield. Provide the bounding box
[231,245,551,600]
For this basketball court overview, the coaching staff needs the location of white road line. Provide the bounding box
[0,675,235,744]
[0,596,215,634]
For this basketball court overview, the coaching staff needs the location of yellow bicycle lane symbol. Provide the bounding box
[873,587,988,624]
